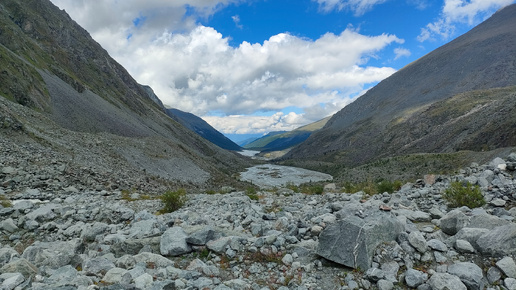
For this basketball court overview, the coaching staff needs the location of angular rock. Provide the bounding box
[408,231,428,253]
[440,210,469,235]
[487,266,502,284]
[80,222,110,242]
[476,224,516,256]
[186,226,222,245]
[133,252,174,268]
[496,257,516,279]
[455,239,476,254]
[405,269,428,288]
[0,258,38,278]
[448,262,485,290]
[427,239,448,252]
[103,267,129,284]
[1,273,25,290]
[428,273,467,290]
[505,278,516,290]
[316,212,404,270]
[0,218,18,233]
[83,257,115,276]
[160,227,191,256]
[207,236,232,254]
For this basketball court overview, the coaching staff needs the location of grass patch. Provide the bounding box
[0,195,12,208]
[342,179,403,195]
[443,181,485,209]
[246,187,260,200]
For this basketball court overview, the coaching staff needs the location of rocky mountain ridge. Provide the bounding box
[1,133,516,289]
[285,4,516,169]
[0,0,252,186]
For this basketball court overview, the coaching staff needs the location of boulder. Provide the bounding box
[476,224,516,256]
[448,262,485,290]
[186,226,222,245]
[160,227,191,256]
[496,257,516,279]
[440,210,469,235]
[405,268,428,288]
[428,273,467,290]
[316,212,403,270]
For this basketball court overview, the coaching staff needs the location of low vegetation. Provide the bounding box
[158,189,188,214]
[342,179,403,196]
[286,182,324,195]
[442,181,485,208]
[0,195,12,208]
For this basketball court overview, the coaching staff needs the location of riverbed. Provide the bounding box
[239,164,333,188]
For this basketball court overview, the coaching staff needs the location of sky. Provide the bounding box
[49,0,514,136]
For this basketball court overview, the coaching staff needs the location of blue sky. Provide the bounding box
[50,0,514,136]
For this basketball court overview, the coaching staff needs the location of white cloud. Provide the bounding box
[50,0,403,134]
[314,0,389,15]
[394,47,411,60]
[232,15,243,29]
[418,0,513,42]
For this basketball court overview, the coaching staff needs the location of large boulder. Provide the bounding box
[316,212,404,270]
[440,209,469,236]
[476,224,516,256]
[448,262,485,290]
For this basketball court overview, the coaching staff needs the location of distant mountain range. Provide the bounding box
[0,0,250,186]
[244,116,331,153]
[284,4,516,169]
[165,108,242,151]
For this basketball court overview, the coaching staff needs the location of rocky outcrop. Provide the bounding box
[1,151,516,289]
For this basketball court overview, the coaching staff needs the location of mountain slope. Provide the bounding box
[244,116,331,152]
[0,0,251,188]
[166,108,242,151]
[285,4,516,167]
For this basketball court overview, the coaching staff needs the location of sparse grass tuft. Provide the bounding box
[0,195,12,208]
[443,181,485,208]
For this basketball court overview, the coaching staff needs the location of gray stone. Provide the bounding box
[440,210,469,235]
[12,200,34,211]
[487,266,502,284]
[207,236,232,253]
[448,262,485,290]
[506,278,516,290]
[134,273,154,289]
[405,268,428,288]
[160,227,192,256]
[316,212,404,270]
[408,231,428,253]
[282,253,293,266]
[0,258,38,278]
[186,226,222,245]
[83,257,115,275]
[453,227,490,249]
[428,273,467,290]
[468,214,509,229]
[129,218,157,238]
[103,267,129,284]
[427,239,448,252]
[0,247,19,267]
[490,198,506,207]
[377,279,393,290]
[477,224,516,256]
[496,257,516,278]
[1,273,24,290]
[133,252,175,268]
[365,268,385,282]
[455,239,476,254]
[0,218,18,233]
[80,222,109,242]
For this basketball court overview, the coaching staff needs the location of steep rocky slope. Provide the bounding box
[0,0,251,187]
[285,4,516,168]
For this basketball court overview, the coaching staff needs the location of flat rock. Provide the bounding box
[316,212,404,270]
[428,273,467,290]
[477,224,516,256]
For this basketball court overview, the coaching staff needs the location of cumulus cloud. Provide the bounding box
[50,0,403,134]
[418,0,513,42]
[394,47,411,60]
[314,0,389,15]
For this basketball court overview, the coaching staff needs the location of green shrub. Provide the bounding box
[285,182,300,193]
[443,181,485,208]
[159,189,187,213]
[301,184,324,195]
[376,179,403,194]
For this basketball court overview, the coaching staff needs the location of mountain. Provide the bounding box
[0,0,251,189]
[165,108,242,151]
[244,116,331,152]
[284,4,516,169]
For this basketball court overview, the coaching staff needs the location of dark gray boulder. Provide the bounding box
[316,212,404,270]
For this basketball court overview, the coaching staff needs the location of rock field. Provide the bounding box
[1,138,516,289]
